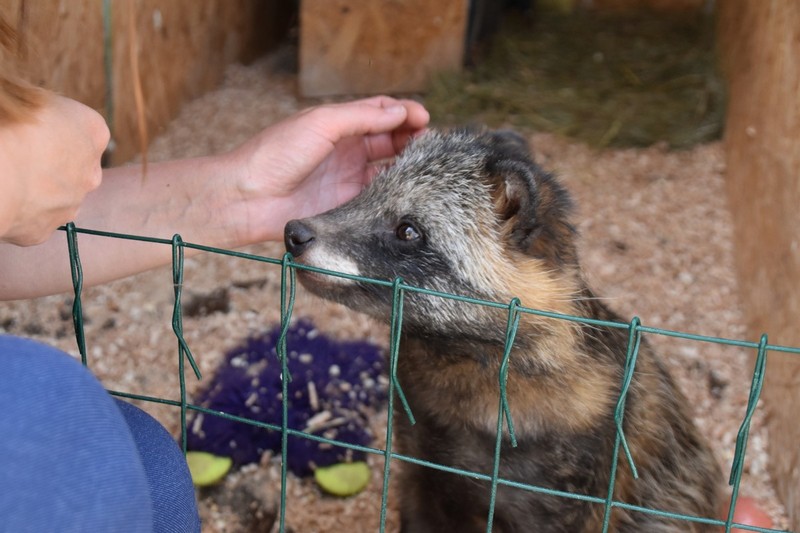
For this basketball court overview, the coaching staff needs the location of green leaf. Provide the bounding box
[314,462,371,497]
[186,451,233,487]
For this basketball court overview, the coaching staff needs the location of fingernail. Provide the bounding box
[385,104,406,114]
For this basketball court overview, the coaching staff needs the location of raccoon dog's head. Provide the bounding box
[285,128,579,341]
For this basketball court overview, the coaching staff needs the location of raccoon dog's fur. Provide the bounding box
[284,128,722,532]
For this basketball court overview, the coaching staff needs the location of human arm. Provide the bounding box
[0,96,429,300]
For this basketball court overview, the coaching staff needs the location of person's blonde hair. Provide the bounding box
[0,15,45,124]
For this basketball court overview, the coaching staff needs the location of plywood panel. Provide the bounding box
[4,0,105,113]
[4,0,288,163]
[299,0,469,97]
[718,1,800,528]
[108,0,269,163]
[586,0,706,10]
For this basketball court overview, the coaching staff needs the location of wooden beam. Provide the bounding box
[299,0,469,97]
[718,1,800,528]
[8,0,288,164]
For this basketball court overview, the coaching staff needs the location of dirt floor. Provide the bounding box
[0,51,790,531]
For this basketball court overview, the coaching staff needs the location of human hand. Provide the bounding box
[0,94,109,246]
[224,96,429,243]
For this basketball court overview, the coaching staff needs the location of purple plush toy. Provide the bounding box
[187,318,387,476]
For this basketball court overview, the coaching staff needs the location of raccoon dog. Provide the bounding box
[284,129,722,532]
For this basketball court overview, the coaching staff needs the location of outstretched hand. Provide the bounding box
[0,95,428,299]
[225,96,429,243]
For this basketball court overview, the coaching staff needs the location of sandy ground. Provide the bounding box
[0,52,789,531]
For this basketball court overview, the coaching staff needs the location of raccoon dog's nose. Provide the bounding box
[284,219,316,257]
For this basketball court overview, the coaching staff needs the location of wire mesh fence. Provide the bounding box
[61,223,799,533]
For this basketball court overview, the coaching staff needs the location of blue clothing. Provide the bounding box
[0,335,200,532]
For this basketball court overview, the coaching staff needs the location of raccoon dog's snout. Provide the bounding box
[284,219,316,257]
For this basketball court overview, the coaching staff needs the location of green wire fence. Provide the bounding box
[61,223,798,533]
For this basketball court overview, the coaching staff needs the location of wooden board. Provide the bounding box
[585,0,706,10]
[718,1,800,528]
[299,0,469,97]
[4,0,290,164]
[4,0,106,114]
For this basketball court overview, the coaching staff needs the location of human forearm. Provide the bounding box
[0,97,429,301]
[0,153,247,300]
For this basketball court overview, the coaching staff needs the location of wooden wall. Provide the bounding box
[582,0,707,10]
[718,1,800,528]
[299,0,468,97]
[4,0,290,163]
[4,0,105,114]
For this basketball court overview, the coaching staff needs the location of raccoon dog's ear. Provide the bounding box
[486,131,576,264]
[489,130,536,163]
[486,131,540,244]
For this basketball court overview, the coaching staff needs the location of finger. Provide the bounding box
[362,132,402,163]
[307,98,429,145]
[365,97,430,134]
[362,124,430,164]
[395,99,430,131]
[360,98,430,156]
[342,96,430,131]
[304,102,405,144]
[391,125,430,155]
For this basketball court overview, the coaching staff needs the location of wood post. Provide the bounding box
[718,1,800,527]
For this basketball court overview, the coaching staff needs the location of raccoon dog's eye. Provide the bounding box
[396,222,421,241]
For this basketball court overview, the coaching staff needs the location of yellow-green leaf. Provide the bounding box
[186,451,233,487]
[314,462,371,497]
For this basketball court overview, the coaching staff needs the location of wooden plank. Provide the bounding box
[718,1,800,528]
[7,0,288,163]
[299,0,469,97]
[585,0,706,10]
[6,0,106,113]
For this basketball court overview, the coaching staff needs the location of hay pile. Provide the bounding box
[428,10,725,149]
